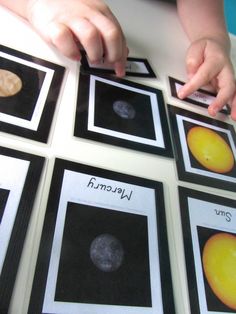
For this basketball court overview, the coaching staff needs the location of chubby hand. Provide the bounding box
[27,0,128,76]
[177,38,236,120]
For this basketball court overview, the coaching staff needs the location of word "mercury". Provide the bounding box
[87,177,133,200]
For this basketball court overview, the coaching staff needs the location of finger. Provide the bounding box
[112,61,124,77]
[208,67,235,116]
[87,10,128,75]
[229,92,236,121]
[208,88,234,117]
[112,46,129,77]
[95,21,124,63]
[185,41,205,78]
[88,10,127,63]
[178,58,222,99]
[210,77,235,117]
[48,22,81,60]
[70,18,104,63]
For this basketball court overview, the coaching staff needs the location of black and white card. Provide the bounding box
[179,186,236,313]
[80,51,156,77]
[28,158,175,314]
[0,45,65,142]
[0,146,45,312]
[168,105,236,192]
[74,72,173,157]
[168,77,230,114]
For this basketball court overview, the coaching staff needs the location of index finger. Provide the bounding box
[177,58,222,99]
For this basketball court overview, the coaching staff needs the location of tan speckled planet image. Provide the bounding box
[0,69,22,97]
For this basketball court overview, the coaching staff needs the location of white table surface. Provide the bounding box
[0,1,235,313]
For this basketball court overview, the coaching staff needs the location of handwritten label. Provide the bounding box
[87,177,133,201]
[214,208,232,222]
[175,82,215,105]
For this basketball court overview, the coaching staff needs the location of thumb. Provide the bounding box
[186,40,206,79]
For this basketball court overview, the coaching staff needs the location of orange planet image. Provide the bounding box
[202,232,236,310]
[187,126,235,173]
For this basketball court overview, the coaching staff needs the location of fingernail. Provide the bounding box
[115,62,126,77]
[177,90,184,99]
[209,107,217,116]
[116,70,125,77]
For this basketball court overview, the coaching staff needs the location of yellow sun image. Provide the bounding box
[202,232,236,310]
[187,126,235,173]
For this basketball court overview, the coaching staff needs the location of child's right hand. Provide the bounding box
[27,0,128,76]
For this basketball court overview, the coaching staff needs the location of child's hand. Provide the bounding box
[177,38,236,120]
[27,0,128,76]
[230,93,236,120]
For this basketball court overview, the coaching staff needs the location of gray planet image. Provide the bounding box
[89,233,124,272]
[113,100,136,119]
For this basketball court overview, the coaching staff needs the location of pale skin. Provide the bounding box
[0,0,236,120]
[177,0,236,120]
[0,0,128,77]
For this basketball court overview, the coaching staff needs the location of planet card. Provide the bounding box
[28,158,175,314]
[0,146,45,312]
[74,72,173,157]
[80,50,157,77]
[168,77,230,114]
[0,45,65,142]
[168,105,236,192]
[178,186,236,314]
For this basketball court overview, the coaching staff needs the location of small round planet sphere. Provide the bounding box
[90,233,124,272]
[113,100,136,119]
[0,69,22,97]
